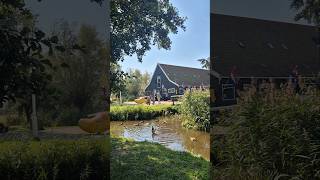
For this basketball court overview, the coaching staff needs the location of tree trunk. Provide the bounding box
[24,103,43,130]
[24,104,32,130]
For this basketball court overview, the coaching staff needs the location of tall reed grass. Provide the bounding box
[212,82,320,179]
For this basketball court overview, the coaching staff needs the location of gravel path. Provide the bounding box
[0,126,108,140]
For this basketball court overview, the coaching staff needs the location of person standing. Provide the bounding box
[157,91,161,104]
[152,90,156,105]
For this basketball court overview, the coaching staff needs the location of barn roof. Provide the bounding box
[158,63,210,87]
[211,13,320,78]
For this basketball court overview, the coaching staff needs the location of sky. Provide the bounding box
[24,0,310,75]
[120,0,210,74]
[25,0,210,74]
[25,0,107,38]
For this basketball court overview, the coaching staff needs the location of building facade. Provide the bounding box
[145,63,210,100]
[211,13,320,107]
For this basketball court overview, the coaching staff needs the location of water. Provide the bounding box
[111,116,210,160]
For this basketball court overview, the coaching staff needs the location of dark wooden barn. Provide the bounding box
[211,13,320,107]
[145,63,210,100]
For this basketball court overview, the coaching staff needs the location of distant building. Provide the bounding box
[211,13,320,107]
[145,63,210,100]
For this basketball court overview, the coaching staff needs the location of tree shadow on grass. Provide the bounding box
[111,137,210,180]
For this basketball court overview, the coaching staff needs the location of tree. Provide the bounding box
[108,0,186,91]
[110,0,186,62]
[122,69,150,100]
[0,1,71,129]
[198,57,210,70]
[290,0,320,25]
[44,21,108,125]
[0,0,64,107]
[290,0,320,68]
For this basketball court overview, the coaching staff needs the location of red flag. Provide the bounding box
[230,66,237,83]
[292,65,298,77]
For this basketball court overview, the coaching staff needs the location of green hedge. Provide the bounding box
[110,104,179,121]
[180,90,210,132]
[0,138,109,180]
[213,88,320,179]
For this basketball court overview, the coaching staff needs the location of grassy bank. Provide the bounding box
[0,138,110,180]
[111,137,210,180]
[110,104,179,121]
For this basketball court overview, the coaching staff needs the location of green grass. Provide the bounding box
[0,115,7,125]
[111,137,210,180]
[110,104,179,121]
[0,138,110,180]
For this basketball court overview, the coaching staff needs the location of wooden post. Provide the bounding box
[119,91,122,104]
[31,94,38,138]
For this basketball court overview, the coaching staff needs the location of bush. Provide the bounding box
[110,104,179,121]
[0,138,109,180]
[56,106,82,126]
[213,88,320,179]
[180,90,210,132]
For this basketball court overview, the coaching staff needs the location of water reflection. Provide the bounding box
[111,116,210,160]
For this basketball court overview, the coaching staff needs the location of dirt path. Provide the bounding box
[0,126,109,140]
[42,126,88,135]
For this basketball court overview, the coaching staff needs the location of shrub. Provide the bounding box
[180,90,210,132]
[0,138,109,180]
[213,87,320,179]
[56,106,82,126]
[110,104,179,121]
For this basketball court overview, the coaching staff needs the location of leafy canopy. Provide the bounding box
[0,0,63,106]
[290,0,320,25]
[110,0,186,62]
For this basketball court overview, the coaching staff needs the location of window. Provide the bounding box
[179,87,184,94]
[267,42,274,49]
[162,87,167,93]
[157,76,161,88]
[222,84,235,101]
[238,41,245,48]
[281,43,288,50]
[168,88,176,93]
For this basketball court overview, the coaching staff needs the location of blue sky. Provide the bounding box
[120,0,210,74]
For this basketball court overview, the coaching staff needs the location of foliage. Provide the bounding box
[0,0,64,107]
[31,21,108,126]
[0,1,96,128]
[180,90,210,132]
[198,57,210,70]
[0,138,109,180]
[109,0,186,92]
[116,69,150,101]
[110,0,186,62]
[212,87,320,179]
[111,137,209,180]
[110,104,179,121]
[290,0,320,25]
[110,63,127,94]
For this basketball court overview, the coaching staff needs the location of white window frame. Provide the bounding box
[222,84,236,101]
[157,76,161,88]
[168,88,176,93]
[162,87,167,93]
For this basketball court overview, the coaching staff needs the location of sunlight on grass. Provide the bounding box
[111,137,209,180]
